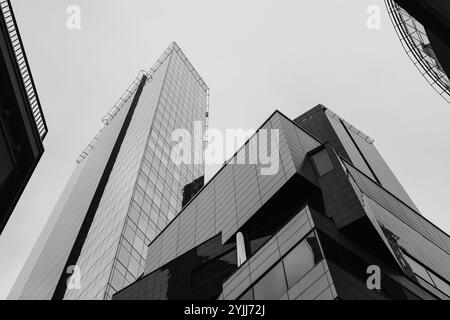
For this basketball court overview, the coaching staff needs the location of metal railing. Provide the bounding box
[0,0,48,140]
[101,70,148,126]
[325,108,375,144]
[76,130,103,164]
[76,42,209,164]
[385,0,450,104]
[75,70,146,164]
[101,42,209,126]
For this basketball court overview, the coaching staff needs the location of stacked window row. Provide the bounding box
[107,49,207,298]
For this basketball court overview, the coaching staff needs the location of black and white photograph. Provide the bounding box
[0,0,449,308]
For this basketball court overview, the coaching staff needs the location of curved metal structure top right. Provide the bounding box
[385,0,450,104]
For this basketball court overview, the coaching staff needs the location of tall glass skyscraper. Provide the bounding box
[8,42,208,300]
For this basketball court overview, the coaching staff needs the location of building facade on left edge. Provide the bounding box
[0,0,48,234]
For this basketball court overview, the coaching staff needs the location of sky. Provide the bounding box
[1,0,450,299]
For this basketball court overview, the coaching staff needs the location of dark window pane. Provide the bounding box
[311,149,334,176]
[253,262,287,300]
[191,249,237,288]
[340,245,367,280]
[283,232,323,288]
[317,231,344,267]
[249,235,272,255]
[219,249,238,265]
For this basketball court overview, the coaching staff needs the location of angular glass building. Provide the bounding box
[114,106,450,300]
[8,42,208,300]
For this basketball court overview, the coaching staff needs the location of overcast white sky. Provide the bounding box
[1,0,449,299]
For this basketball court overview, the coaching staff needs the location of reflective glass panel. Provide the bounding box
[253,262,287,300]
[283,232,323,288]
[311,149,334,176]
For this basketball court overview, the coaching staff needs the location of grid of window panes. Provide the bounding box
[403,253,450,298]
[105,49,207,299]
[63,58,171,300]
[239,231,325,300]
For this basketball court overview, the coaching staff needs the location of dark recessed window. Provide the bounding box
[253,262,287,300]
[317,232,429,300]
[249,235,273,256]
[311,149,334,176]
[191,249,237,289]
[316,231,344,267]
